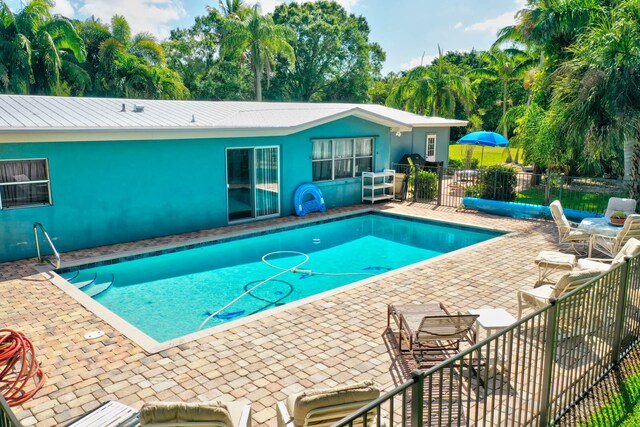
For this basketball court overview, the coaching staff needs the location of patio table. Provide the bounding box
[578,217,623,256]
[454,169,479,182]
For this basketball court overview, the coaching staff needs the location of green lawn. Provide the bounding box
[516,187,612,213]
[580,369,640,426]
[449,144,518,167]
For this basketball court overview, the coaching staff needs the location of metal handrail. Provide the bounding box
[33,222,60,268]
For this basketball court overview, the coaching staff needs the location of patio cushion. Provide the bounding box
[535,251,576,268]
[576,259,612,272]
[286,381,379,427]
[139,401,233,425]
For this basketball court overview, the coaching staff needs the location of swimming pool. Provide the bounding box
[55,212,503,345]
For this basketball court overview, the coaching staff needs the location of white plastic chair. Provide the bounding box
[604,197,637,220]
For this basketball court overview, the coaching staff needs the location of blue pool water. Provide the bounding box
[58,213,502,342]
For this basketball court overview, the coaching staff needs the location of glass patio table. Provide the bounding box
[578,217,623,256]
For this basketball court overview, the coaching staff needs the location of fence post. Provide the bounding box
[539,299,558,425]
[436,164,443,206]
[493,169,498,199]
[558,174,564,205]
[611,260,630,365]
[410,370,424,427]
[544,174,551,205]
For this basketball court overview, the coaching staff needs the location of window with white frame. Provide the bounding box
[312,138,373,181]
[426,134,437,160]
[0,159,51,209]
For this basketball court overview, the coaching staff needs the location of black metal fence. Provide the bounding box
[392,163,629,215]
[333,252,640,427]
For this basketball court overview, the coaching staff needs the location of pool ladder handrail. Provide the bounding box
[33,222,61,269]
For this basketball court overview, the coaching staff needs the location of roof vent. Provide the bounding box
[191,114,196,123]
[133,104,145,113]
[120,103,126,112]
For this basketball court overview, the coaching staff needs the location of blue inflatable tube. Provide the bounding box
[294,183,326,216]
[462,197,602,222]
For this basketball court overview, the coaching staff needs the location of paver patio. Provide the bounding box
[0,203,558,426]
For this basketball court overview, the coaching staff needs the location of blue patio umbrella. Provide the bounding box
[456,131,509,166]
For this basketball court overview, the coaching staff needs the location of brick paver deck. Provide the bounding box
[0,203,558,426]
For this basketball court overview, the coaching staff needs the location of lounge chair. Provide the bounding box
[139,401,251,427]
[549,200,590,253]
[604,197,637,220]
[517,270,601,318]
[576,238,640,272]
[387,303,478,356]
[275,381,381,427]
[592,214,640,258]
[65,400,139,426]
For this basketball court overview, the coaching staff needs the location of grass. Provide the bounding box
[580,370,640,426]
[448,144,518,167]
[515,187,612,213]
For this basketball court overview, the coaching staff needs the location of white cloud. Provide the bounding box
[51,0,75,17]
[79,0,186,39]
[400,54,436,71]
[248,0,360,14]
[454,21,463,30]
[464,10,517,34]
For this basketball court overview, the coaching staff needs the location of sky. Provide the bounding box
[7,0,526,74]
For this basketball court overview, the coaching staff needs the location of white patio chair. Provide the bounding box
[576,238,640,272]
[276,381,381,427]
[592,215,640,258]
[517,269,601,318]
[604,197,637,220]
[139,401,251,427]
[549,200,590,253]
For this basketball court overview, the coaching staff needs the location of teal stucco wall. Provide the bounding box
[0,116,396,262]
[389,127,453,167]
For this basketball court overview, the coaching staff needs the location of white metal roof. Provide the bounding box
[0,95,467,143]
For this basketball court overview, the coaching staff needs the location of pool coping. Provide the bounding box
[42,208,514,354]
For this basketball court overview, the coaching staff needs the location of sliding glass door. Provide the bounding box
[227,146,279,222]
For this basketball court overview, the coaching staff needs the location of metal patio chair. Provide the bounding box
[550,200,590,254]
[387,303,478,358]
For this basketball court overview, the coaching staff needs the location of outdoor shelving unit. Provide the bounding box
[361,169,395,203]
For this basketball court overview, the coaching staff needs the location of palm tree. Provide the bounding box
[0,0,87,94]
[220,4,294,101]
[386,47,474,118]
[495,0,604,65]
[104,15,165,66]
[473,48,534,161]
[553,0,640,198]
[216,0,249,19]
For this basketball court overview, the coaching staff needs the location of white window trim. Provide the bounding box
[0,158,52,209]
[312,137,374,182]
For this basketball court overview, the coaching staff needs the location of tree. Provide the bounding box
[472,48,534,161]
[495,0,604,65]
[164,5,253,100]
[77,15,187,99]
[550,0,640,198]
[0,0,87,95]
[268,1,385,102]
[220,4,294,101]
[386,47,474,118]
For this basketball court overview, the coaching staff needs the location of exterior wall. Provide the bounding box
[0,116,393,262]
[389,127,453,168]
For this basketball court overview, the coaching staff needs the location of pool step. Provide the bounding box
[72,273,97,290]
[85,274,115,298]
[61,271,80,282]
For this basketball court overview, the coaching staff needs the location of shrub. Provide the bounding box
[448,158,464,169]
[477,165,518,201]
[408,170,439,200]
[470,158,480,170]
[464,184,484,198]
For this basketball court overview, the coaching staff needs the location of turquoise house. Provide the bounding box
[0,95,466,262]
